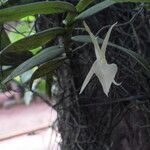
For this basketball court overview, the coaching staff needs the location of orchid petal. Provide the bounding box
[83,21,101,61]
[93,61,118,96]
[101,22,117,56]
[79,63,94,94]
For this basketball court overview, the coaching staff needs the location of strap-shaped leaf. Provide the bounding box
[75,0,115,20]
[0,1,76,22]
[71,35,150,74]
[0,67,14,82]
[76,0,93,12]
[2,45,64,83]
[0,0,20,9]
[0,29,11,50]
[0,27,64,54]
[65,0,92,24]
[30,59,63,88]
[114,0,150,2]
[0,51,33,66]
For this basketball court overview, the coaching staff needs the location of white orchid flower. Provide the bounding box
[79,21,120,96]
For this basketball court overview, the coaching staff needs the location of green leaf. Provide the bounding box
[0,51,33,66]
[0,1,76,22]
[20,0,41,5]
[64,0,94,24]
[64,11,78,25]
[30,59,63,89]
[0,67,14,82]
[76,0,93,12]
[71,35,150,74]
[20,69,34,83]
[75,0,115,20]
[0,29,11,50]
[2,45,64,83]
[114,0,150,2]
[0,27,64,54]
[0,0,20,9]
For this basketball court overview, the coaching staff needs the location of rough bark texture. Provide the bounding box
[37,1,150,150]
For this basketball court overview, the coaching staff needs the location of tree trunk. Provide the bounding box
[37,2,150,150]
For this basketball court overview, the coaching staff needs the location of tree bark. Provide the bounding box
[37,2,150,150]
